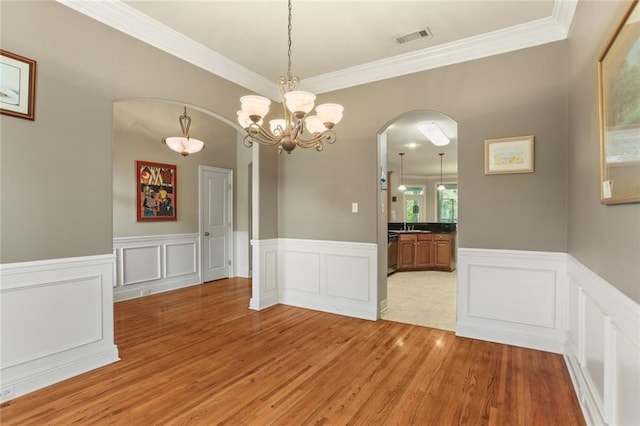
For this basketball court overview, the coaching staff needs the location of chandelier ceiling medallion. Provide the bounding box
[237,0,344,154]
[162,106,205,156]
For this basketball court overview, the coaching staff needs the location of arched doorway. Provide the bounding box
[376,110,459,331]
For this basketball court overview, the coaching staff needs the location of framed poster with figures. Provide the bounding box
[136,161,177,222]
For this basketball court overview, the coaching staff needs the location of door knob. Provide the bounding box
[204,232,210,236]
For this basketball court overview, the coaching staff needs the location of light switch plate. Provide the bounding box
[352,202,358,213]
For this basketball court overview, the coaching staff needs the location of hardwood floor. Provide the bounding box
[1,278,585,425]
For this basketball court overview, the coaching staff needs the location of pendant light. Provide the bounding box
[437,153,445,191]
[162,107,205,156]
[398,152,407,192]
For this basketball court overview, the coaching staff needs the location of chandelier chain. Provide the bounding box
[286,0,293,82]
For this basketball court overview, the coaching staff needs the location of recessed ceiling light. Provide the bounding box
[418,122,449,146]
[408,142,418,148]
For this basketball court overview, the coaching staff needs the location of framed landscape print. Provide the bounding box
[0,50,37,120]
[136,161,177,222]
[484,135,535,175]
[598,0,640,204]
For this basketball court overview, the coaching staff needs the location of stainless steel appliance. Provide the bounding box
[387,233,398,275]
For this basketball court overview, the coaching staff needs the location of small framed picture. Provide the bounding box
[136,161,177,222]
[0,50,37,120]
[484,135,535,175]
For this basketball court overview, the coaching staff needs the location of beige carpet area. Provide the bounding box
[381,270,457,331]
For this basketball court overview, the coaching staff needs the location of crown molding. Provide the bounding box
[55,0,280,100]
[303,13,570,94]
[56,0,576,98]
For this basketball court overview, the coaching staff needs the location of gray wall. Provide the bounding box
[2,1,637,306]
[567,1,640,303]
[0,1,250,263]
[113,101,239,237]
[279,41,569,253]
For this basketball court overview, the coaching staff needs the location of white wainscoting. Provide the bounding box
[113,234,201,301]
[278,239,378,321]
[234,230,251,278]
[456,248,568,353]
[0,255,119,402]
[250,239,279,310]
[565,256,640,426]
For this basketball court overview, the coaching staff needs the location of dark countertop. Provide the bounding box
[388,222,457,234]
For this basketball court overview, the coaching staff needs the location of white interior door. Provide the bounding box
[201,166,232,282]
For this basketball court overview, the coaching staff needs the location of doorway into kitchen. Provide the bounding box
[376,110,458,332]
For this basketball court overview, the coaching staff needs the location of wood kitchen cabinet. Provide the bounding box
[433,233,454,270]
[398,234,418,269]
[396,232,455,272]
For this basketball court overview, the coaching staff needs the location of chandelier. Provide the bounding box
[237,0,344,154]
[162,107,205,156]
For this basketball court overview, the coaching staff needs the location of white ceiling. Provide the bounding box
[57,0,577,176]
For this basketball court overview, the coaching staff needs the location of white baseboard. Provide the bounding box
[0,255,120,402]
[113,234,201,302]
[456,248,568,353]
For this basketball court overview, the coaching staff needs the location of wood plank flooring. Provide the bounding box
[1,278,585,425]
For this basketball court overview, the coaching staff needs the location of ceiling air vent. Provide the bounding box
[395,28,433,44]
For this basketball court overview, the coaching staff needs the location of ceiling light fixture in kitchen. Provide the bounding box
[398,152,407,192]
[437,153,446,191]
[419,122,449,146]
[237,0,343,154]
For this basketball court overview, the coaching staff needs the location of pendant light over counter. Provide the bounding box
[398,152,406,192]
[437,153,445,191]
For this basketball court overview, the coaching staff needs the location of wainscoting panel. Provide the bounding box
[278,239,377,320]
[121,244,161,285]
[165,241,197,278]
[565,256,640,426]
[250,239,279,310]
[326,254,371,302]
[0,255,119,402]
[456,248,567,353]
[467,265,556,327]
[281,251,321,294]
[234,230,251,278]
[113,234,201,302]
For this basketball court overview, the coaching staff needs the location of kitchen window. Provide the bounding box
[437,183,458,223]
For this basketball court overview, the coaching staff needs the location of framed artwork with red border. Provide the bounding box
[136,160,177,222]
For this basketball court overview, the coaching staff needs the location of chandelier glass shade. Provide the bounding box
[237,0,344,154]
[162,107,204,156]
[398,152,407,192]
[437,153,446,191]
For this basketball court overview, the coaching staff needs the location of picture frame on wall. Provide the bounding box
[598,0,640,204]
[136,161,177,222]
[484,135,535,175]
[0,50,37,120]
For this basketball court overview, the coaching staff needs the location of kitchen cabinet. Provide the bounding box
[396,232,455,271]
[433,233,454,270]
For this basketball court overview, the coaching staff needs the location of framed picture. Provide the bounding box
[136,161,177,222]
[598,0,640,204]
[484,135,535,175]
[0,50,36,120]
